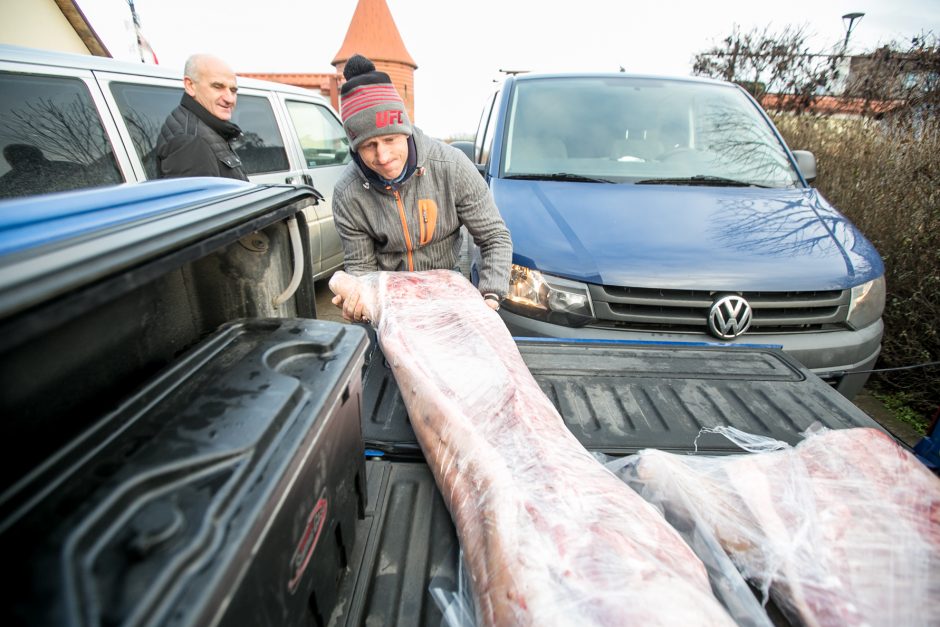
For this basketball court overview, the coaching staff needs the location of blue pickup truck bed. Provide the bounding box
[0,180,888,626]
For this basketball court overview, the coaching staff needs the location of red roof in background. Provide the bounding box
[761,93,906,117]
[235,1,416,115]
[331,0,416,68]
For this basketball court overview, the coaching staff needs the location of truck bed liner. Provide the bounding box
[330,461,455,627]
[362,336,883,457]
[3,319,369,627]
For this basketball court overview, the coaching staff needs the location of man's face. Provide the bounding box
[184,58,238,121]
[356,134,409,181]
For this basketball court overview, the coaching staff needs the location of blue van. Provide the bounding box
[462,73,885,398]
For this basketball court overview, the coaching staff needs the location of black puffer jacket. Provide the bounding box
[155,93,248,181]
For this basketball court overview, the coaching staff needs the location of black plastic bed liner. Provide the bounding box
[360,335,883,458]
[3,319,370,627]
[328,460,456,627]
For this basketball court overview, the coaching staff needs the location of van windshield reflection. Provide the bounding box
[502,77,801,188]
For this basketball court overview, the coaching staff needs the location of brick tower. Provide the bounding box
[332,0,418,122]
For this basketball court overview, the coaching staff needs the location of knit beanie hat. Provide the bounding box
[340,54,413,151]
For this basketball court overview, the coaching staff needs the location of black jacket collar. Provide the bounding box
[180,93,243,141]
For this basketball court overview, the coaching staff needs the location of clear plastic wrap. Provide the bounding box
[329,270,736,626]
[430,549,476,627]
[611,425,940,627]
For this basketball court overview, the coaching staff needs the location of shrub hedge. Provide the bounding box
[774,114,939,428]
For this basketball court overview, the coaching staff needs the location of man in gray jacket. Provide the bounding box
[331,55,512,322]
[155,54,248,181]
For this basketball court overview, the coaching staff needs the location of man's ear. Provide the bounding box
[183,76,196,97]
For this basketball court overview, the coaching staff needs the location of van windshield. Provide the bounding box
[501,77,801,188]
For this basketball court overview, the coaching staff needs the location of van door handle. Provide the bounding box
[285,176,295,184]
[301,174,314,186]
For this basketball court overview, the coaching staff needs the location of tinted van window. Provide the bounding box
[504,77,799,187]
[285,100,350,167]
[112,84,290,178]
[110,82,179,179]
[0,72,122,199]
[231,95,290,175]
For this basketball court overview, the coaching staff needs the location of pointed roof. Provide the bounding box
[54,0,110,57]
[332,0,416,69]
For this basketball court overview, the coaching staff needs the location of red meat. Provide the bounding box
[630,427,940,626]
[330,270,735,626]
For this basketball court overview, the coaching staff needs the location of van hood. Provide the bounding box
[492,179,883,291]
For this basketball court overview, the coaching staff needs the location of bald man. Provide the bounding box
[155,54,248,181]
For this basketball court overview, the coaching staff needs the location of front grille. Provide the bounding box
[588,284,849,334]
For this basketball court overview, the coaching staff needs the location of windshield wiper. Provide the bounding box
[505,172,615,184]
[635,175,768,188]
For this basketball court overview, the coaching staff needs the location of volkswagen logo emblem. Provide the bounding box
[707,295,753,340]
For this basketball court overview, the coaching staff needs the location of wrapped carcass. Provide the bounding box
[613,426,940,626]
[329,270,736,626]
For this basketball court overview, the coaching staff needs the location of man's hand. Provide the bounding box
[332,290,369,322]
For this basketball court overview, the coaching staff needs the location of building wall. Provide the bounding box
[0,0,91,55]
[380,62,415,123]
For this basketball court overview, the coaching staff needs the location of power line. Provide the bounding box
[831,359,940,377]
[867,360,940,374]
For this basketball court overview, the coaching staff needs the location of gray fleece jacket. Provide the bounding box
[332,128,512,297]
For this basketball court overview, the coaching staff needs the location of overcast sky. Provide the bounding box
[78,0,940,138]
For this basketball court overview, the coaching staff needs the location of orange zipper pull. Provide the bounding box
[393,190,415,271]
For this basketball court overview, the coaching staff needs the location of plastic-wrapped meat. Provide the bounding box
[619,426,940,627]
[329,270,735,626]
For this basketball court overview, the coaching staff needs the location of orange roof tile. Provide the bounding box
[761,94,906,117]
[332,0,416,68]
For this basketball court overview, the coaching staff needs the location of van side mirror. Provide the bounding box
[450,141,487,178]
[792,150,817,183]
[451,140,475,161]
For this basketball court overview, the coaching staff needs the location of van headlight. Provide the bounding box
[502,265,595,327]
[846,276,886,330]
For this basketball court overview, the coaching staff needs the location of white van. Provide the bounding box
[0,44,351,279]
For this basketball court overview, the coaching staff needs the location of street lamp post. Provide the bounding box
[842,12,865,52]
